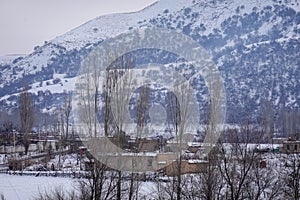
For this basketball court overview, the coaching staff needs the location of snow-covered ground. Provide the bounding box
[23,153,83,172]
[0,150,288,199]
[0,174,156,200]
[0,174,75,200]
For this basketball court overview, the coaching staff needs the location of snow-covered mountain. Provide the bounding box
[0,0,299,123]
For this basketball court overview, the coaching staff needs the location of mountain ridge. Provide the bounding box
[0,0,299,125]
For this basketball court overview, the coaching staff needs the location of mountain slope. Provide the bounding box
[0,0,299,124]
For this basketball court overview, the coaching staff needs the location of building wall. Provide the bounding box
[165,160,208,176]
[281,141,300,153]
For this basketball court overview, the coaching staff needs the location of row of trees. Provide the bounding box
[260,99,300,141]
[0,83,73,155]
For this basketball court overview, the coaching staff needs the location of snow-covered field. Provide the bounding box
[0,174,156,200]
[0,174,75,200]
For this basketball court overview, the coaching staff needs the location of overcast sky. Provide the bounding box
[0,0,157,56]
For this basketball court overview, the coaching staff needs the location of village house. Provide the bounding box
[280,140,300,154]
[163,159,209,176]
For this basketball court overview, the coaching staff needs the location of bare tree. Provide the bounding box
[73,50,111,200]
[128,85,150,200]
[106,53,135,200]
[282,154,300,200]
[245,160,283,200]
[135,85,150,150]
[59,92,72,146]
[80,154,119,200]
[169,91,183,200]
[0,120,14,146]
[164,88,183,200]
[277,107,300,138]
[19,82,34,155]
[177,76,225,200]
[218,123,283,200]
[155,176,177,200]
[262,99,274,142]
[75,51,136,200]
[218,124,259,200]
[199,146,223,200]
[0,193,7,200]
[159,67,196,199]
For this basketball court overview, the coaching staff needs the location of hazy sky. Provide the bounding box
[0,0,157,56]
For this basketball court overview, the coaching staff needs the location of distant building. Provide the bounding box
[164,159,208,176]
[88,152,177,172]
[280,140,300,154]
[187,142,202,153]
[272,137,288,144]
[128,138,162,152]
